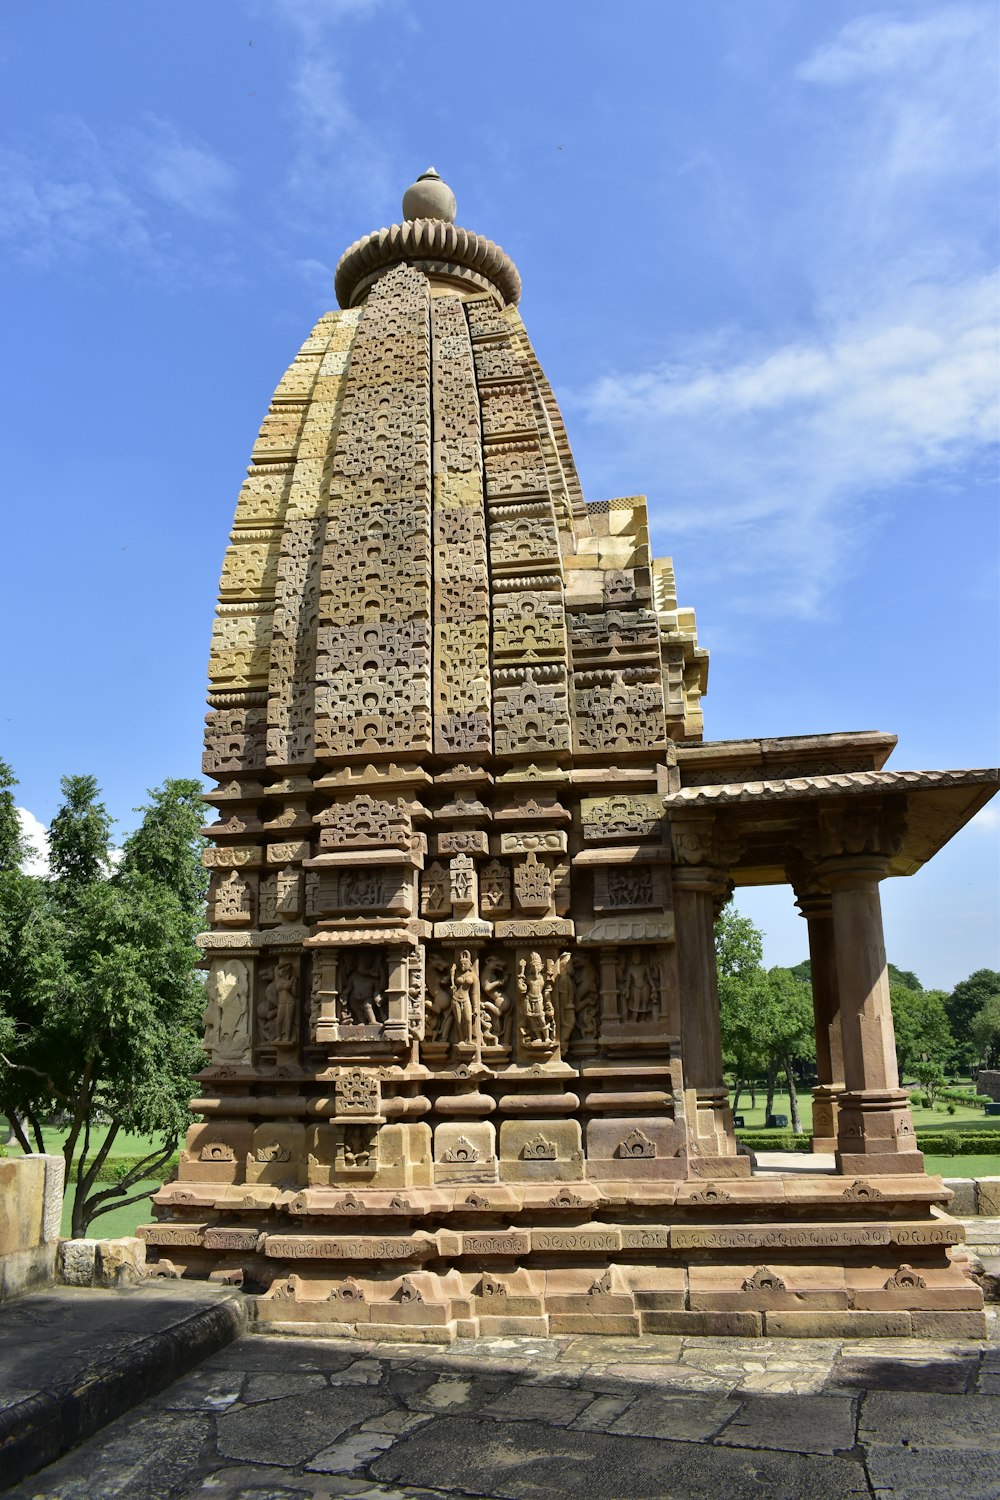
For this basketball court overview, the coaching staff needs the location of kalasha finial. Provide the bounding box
[402,167,457,224]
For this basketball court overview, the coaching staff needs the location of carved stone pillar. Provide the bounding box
[794,887,843,1154]
[815,797,922,1175]
[671,816,749,1178]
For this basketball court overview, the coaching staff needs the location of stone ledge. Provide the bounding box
[0,1284,248,1491]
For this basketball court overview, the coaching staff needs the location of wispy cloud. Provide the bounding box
[0,115,237,271]
[573,5,999,616]
[271,0,399,221]
[797,7,987,86]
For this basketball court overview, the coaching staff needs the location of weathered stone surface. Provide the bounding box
[159,165,1000,1336]
[371,1413,869,1499]
[216,1387,394,1466]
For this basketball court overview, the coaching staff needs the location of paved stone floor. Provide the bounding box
[4,1318,1000,1500]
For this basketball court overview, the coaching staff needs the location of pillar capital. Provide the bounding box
[816,794,907,863]
[669,814,743,896]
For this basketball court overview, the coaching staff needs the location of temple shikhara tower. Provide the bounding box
[143,171,999,1339]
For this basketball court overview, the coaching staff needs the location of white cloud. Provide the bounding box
[797,7,986,86]
[573,6,999,617]
[270,0,398,219]
[127,118,236,221]
[16,808,49,878]
[0,115,236,269]
[577,274,999,614]
[970,805,1000,832]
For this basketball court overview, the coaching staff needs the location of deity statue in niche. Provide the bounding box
[449,949,478,1046]
[338,951,387,1025]
[273,957,299,1043]
[480,954,512,1046]
[607,865,654,909]
[341,869,382,909]
[424,952,454,1043]
[205,959,251,1060]
[616,948,661,1023]
[568,953,600,1043]
[517,950,556,1048]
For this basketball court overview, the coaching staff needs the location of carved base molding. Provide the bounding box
[141,1172,982,1340]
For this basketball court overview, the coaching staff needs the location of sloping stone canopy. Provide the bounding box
[141,171,1000,1340]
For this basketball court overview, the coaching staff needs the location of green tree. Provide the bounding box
[0,760,62,1152]
[890,984,952,1080]
[47,774,114,891]
[716,906,769,1114]
[0,777,207,1234]
[888,963,923,992]
[763,966,815,1134]
[947,970,1000,1069]
[971,995,1000,1071]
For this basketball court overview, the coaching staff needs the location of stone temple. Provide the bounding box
[142,169,1000,1339]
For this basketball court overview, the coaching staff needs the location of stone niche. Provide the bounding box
[141,168,996,1342]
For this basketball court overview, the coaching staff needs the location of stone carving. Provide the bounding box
[215,870,254,924]
[442,1136,480,1164]
[617,1128,656,1159]
[255,1141,292,1163]
[203,959,252,1063]
[449,949,478,1047]
[338,952,387,1026]
[480,859,511,914]
[842,1180,885,1201]
[336,1069,380,1119]
[421,861,450,917]
[615,948,661,1024]
[567,955,600,1044]
[742,1267,786,1292]
[199,1142,235,1163]
[480,954,513,1047]
[513,851,552,913]
[522,1134,557,1161]
[183,173,978,1341]
[884,1264,927,1290]
[257,957,299,1045]
[517,951,556,1048]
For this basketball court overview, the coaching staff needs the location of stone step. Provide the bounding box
[0,1282,248,1492]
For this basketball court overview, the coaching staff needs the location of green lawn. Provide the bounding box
[58,1180,162,1239]
[730,1087,998,1136]
[924,1155,1000,1178]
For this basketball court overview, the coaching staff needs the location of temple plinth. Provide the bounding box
[141,172,999,1339]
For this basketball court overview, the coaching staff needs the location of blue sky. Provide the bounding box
[2,1,997,988]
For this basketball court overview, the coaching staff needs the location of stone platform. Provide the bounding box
[141,1170,985,1342]
[4,1310,999,1499]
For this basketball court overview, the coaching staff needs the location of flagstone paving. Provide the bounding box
[4,1320,1000,1500]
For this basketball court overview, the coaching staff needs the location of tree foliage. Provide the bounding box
[890,984,952,1079]
[0,773,207,1234]
[947,969,1000,1070]
[715,906,815,1131]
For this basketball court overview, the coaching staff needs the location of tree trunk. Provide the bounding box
[786,1057,802,1134]
[765,1059,778,1123]
[749,1079,757,1109]
[6,1113,31,1153]
[731,1077,744,1116]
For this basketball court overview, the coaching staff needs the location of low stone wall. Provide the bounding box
[944,1176,1000,1215]
[974,1070,1000,1103]
[0,1154,65,1301]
